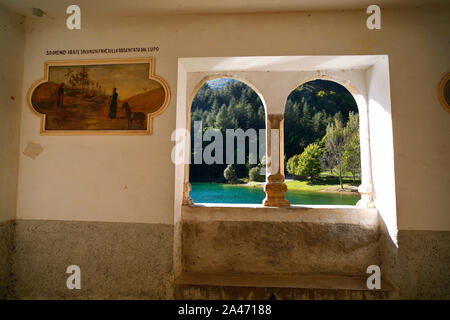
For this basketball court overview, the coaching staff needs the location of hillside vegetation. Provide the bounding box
[190,78,360,187]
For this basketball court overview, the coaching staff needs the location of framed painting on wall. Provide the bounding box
[27,58,170,134]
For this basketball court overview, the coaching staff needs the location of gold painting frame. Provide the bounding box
[27,57,170,135]
[438,72,449,113]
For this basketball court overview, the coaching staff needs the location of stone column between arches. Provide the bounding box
[263,114,290,207]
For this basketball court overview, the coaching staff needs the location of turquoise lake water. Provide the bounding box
[190,183,360,206]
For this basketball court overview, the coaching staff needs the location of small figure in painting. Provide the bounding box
[122,102,146,130]
[109,88,118,119]
[56,83,64,108]
[122,102,132,128]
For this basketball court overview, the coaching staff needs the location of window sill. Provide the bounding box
[182,203,378,226]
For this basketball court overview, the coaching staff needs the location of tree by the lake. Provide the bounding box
[289,143,323,180]
[286,154,300,177]
[224,164,238,183]
[248,155,266,182]
[321,112,360,190]
[322,118,346,190]
[343,113,361,182]
[249,166,264,182]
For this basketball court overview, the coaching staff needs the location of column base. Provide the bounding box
[357,183,375,208]
[356,194,375,208]
[263,180,290,207]
[263,198,291,207]
[182,182,194,205]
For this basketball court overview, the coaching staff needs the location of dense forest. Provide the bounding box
[189,78,360,184]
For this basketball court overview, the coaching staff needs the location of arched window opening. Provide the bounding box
[189,78,266,204]
[284,79,361,205]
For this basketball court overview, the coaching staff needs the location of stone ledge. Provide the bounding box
[176,272,394,291]
[182,204,378,227]
[175,272,395,300]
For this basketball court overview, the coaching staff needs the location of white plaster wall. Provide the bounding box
[16,17,178,224]
[0,6,25,222]
[14,7,450,230]
[367,57,398,240]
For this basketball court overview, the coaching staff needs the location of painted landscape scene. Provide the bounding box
[31,62,167,131]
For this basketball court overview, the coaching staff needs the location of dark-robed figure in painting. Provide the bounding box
[57,83,64,108]
[109,88,118,119]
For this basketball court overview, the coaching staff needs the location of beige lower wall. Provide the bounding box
[8,220,173,299]
[0,219,448,299]
[397,230,450,299]
[377,226,450,300]
[0,221,14,299]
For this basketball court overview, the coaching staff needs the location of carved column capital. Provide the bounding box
[267,114,284,129]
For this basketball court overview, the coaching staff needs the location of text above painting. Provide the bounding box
[28,58,170,134]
